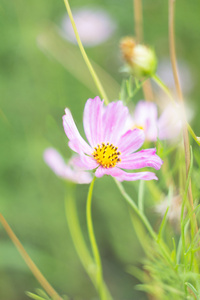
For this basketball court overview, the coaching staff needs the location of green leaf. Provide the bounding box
[26,292,48,300]
[126,265,146,282]
[35,289,51,299]
[119,79,128,102]
[185,282,199,299]
[171,237,177,262]
[157,207,169,241]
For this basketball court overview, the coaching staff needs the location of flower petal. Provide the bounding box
[72,154,98,170]
[118,129,145,155]
[119,148,163,170]
[83,96,104,147]
[44,148,67,177]
[72,171,93,184]
[134,101,158,141]
[95,166,158,181]
[44,148,92,184]
[102,101,129,144]
[158,104,182,140]
[63,108,93,154]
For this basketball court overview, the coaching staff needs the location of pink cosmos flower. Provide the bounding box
[61,7,116,47]
[131,100,182,142]
[157,103,182,140]
[131,101,158,141]
[44,148,92,184]
[62,97,163,182]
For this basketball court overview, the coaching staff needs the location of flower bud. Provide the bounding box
[120,37,157,77]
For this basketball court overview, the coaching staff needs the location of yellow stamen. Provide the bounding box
[92,142,121,168]
[132,124,144,130]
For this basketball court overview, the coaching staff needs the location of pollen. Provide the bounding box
[132,124,144,130]
[92,142,121,168]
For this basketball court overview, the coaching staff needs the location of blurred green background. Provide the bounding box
[1,0,200,299]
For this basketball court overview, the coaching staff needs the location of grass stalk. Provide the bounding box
[0,214,62,300]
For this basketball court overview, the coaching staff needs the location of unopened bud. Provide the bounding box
[120,37,157,77]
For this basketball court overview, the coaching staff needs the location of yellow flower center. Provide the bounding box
[92,143,121,168]
[135,125,144,130]
[132,124,144,130]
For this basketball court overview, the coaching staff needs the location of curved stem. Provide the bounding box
[125,77,148,104]
[86,178,106,300]
[168,0,183,101]
[152,74,174,102]
[65,185,95,283]
[114,179,156,240]
[65,184,112,300]
[114,179,174,267]
[168,0,197,235]
[187,125,200,146]
[63,0,109,105]
[168,0,189,166]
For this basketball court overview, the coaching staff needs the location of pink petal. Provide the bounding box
[63,108,93,154]
[158,104,182,140]
[43,148,92,184]
[83,96,104,147]
[119,148,163,170]
[118,129,145,155]
[72,173,93,184]
[95,166,158,181]
[102,101,129,144]
[72,154,98,170]
[73,172,93,184]
[44,148,67,177]
[134,101,158,141]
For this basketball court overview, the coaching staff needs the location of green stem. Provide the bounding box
[127,77,148,103]
[187,124,200,146]
[114,178,174,267]
[114,179,156,239]
[181,147,194,267]
[152,74,174,102]
[86,178,106,300]
[65,185,96,284]
[63,0,109,105]
[65,184,112,300]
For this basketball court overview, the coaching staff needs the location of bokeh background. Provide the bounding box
[1,0,200,299]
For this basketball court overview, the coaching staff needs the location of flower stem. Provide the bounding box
[114,179,174,267]
[86,178,106,300]
[168,0,197,233]
[65,184,96,283]
[65,184,112,300]
[131,77,148,98]
[152,74,174,102]
[126,77,148,104]
[0,214,62,300]
[114,179,156,239]
[133,0,154,101]
[187,125,200,146]
[63,0,109,105]
[133,0,143,43]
